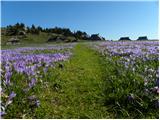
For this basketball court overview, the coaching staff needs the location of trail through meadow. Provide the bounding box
[34,43,108,118]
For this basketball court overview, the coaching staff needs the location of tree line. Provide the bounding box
[3,23,90,40]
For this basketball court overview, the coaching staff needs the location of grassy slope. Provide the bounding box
[31,43,109,118]
[1,32,49,48]
[1,32,89,49]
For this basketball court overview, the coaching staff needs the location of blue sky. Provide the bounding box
[1,1,158,40]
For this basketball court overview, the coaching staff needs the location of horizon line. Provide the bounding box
[1,25,158,40]
[1,0,158,1]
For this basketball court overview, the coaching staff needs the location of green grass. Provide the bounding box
[21,48,71,55]
[33,43,109,118]
[4,43,109,118]
[101,55,159,119]
[2,42,158,119]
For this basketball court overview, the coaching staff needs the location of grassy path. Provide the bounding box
[3,42,158,119]
[34,43,108,118]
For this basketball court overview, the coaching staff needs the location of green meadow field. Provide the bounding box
[1,0,159,118]
[1,35,159,118]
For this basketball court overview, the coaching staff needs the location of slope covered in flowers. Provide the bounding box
[1,44,75,118]
[94,41,159,118]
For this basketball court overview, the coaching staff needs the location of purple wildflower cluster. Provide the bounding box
[0,44,75,117]
[98,41,158,72]
[95,41,159,103]
[98,41,158,58]
[97,41,158,71]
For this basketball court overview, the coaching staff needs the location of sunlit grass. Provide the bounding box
[2,42,159,119]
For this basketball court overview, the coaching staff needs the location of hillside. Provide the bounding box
[1,23,105,46]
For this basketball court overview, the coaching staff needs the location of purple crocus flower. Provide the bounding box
[5,91,16,106]
[27,95,40,107]
[0,111,6,116]
[43,67,48,73]
[127,94,135,101]
[4,71,12,85]
[29,78,36,88]
[8,91,16,100]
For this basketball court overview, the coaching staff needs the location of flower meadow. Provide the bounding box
[0,41,159,118]
[94,41,159,118]
[0,44,75,118]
